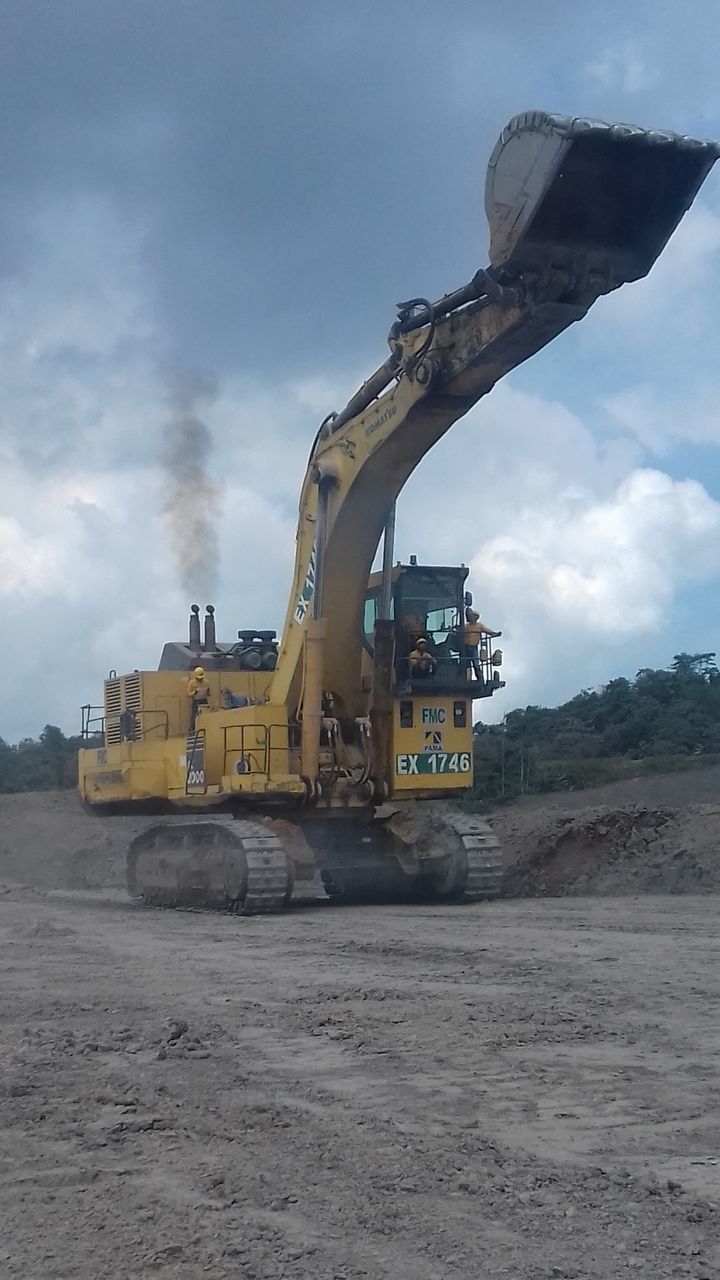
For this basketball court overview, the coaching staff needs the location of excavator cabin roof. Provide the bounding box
[366,561,469,592]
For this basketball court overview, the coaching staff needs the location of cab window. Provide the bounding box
[363,595,378,642]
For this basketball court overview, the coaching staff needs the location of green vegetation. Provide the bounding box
[0,725,89,793]
[472,653,720,807]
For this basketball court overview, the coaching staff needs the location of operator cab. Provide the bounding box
[363,560,504,698]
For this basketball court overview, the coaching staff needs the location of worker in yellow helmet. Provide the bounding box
[186,666,210,731]
[408,637,438,679]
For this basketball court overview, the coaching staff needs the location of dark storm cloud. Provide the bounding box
[5,0,715,388]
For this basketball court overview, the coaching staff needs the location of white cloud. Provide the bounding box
[467,465,720,719]
[585,41,657,95]
[0,515,61,596]
[597,204,720,338]
[477,468,720,632]
[0,194,160,477]
[395,383,643,563]
[604,384,720,452]
[572,199,720,455]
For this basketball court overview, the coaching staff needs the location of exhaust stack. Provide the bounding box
[485,111,720,285]
[204,604,217,652]
[189,604,201,652]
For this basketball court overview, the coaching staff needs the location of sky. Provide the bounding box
[2,0,720,741]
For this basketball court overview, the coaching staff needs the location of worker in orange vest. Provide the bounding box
[186,666,210,730]
[463,608,501,684]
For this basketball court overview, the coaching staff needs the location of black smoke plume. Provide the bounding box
[160,372,221,599]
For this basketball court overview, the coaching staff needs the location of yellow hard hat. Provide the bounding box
[193,666,205,679]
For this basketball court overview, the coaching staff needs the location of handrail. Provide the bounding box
[396,651,498,688]
[81,704,105,740]
[104,709,171,744]
[222,722,288,779]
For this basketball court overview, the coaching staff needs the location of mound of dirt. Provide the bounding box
[0,792,146,892]
[491,800,720,896]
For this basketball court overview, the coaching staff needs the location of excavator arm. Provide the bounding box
[269,112,719,724]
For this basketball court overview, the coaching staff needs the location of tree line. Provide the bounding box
[0,725,87,793]
[471,652,720,806]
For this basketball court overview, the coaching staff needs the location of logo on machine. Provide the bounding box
[294,542,317,624]
[364,402,397,438]
[423,730,444,753]
[421,706,446,724]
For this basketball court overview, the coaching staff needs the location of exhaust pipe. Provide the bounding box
[485,111,720,285]
[189,604,201,652]
[204,605,217,652]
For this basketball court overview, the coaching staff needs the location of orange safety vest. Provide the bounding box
[186,677,209,702]
[464,621,493,647]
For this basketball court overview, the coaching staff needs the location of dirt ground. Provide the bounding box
[2,785,720,1279]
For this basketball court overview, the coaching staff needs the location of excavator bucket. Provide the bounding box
[486,111,720,285]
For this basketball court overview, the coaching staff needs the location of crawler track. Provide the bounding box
[445,813,505,901]
[126,809,504,914]
[127,818,293,915]
[321,810,506,904]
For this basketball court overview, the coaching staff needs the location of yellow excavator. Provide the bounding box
[79,110,719,913]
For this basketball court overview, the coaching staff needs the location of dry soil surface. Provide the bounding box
[1,789,720,1279]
